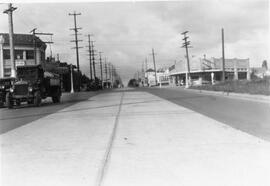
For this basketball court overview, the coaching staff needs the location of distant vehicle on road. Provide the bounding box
[6,65,62,109]
[0,77,15,107]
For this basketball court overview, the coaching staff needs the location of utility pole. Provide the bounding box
[145,57,148,71]
[181,31,192,88]
[70,64,74,93]
[99,52,103,83]
[69,11,82,71]
[30,30,53,63]
[105,57,108,88]
[108,63,111,87]
[87,34,93,80]
[105,58,108,81]
[4,3,17,78]
[222,28,226,82]
[49,35,53,59]
[142,61,144,76]
[29,28,37,64]
[111,64,114,87]
[91,41,96,79]
[151,48,158,86]
[145,58,148,86]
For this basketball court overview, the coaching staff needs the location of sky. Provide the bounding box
[0,0,269,84]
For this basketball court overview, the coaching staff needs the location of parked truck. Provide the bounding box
[6,65,61,108]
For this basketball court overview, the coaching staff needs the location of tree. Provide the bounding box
[262,60,268,70]
[128,79,139,87]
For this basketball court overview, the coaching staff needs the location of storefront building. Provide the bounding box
[0,33,46,77]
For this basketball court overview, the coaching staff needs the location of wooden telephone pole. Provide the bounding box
[87,34,93,80]
[181,31,192,88]
[91,41,97,79]
[222,28,226,82]
[151,48,158,86]
[30,29,53,63]
[3,3,17,78]
[99,52,103,83]
[69,11,82,71]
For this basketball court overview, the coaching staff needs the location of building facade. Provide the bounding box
[169,57,251,86]
[0,33,46,77]
[145,68,169,86]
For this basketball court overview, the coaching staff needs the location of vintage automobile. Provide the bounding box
[6,65,62,108]
[0,77,15,107]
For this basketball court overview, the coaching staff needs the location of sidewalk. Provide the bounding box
[1,91,270,186]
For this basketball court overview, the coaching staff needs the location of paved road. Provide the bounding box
[0,91,99,134]
[143,87,270,141]
[1,89,270,186]
[1,87,269,141]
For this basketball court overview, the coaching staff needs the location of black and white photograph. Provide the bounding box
[0,0,269,185]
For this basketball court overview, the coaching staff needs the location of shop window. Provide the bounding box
[4,68,11,77]
[3,49,10,59]
[15,50,23,60]
[26,50,34,59]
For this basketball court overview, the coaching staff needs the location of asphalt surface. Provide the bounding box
[1,87,270,141]
[142,87,270,141]
[0,91,99,134]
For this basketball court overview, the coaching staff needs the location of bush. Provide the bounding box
[190,78,270,95]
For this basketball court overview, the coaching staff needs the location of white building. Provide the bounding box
[145,68,169,86]
[0,33,47,77]
[169,57,251,86]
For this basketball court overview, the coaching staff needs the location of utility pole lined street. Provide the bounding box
[0,2,269,186]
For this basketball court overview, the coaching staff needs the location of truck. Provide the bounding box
[6,65,61,108]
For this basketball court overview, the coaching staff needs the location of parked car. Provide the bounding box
[0,77,15,107]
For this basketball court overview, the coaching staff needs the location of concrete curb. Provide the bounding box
[164,86,270,103]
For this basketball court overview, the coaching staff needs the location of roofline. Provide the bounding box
[169,69,222,76]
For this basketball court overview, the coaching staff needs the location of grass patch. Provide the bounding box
[190,77,270,95]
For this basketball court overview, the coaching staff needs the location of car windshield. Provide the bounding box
[17,68,38,81]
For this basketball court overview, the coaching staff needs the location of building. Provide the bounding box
[251,67,270,78]
[0,33,46,77]
[169,57,251,86]
[145,68,169,86]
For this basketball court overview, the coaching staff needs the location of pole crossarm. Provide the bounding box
[70,40,83,42]
[3,5,17,14]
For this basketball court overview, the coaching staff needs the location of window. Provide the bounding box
[3,49,10,59]
[15,50,23,59]
[26,50,34,59]
[4,68,11,77]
